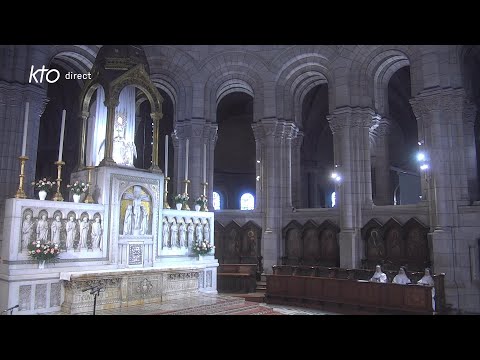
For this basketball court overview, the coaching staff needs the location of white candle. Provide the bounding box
[185,138,189,180]
[58,110,66,162]
[164,134,169,178]
[203,143,207,183]
[21,102,29,156]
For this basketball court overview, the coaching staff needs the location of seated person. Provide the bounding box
[369,265,387,283]
[417,267,434,286]
[392,266,411,285]
[417,267,436,311]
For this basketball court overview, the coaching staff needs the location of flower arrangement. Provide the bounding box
[67,181,89,195]
[195,194,208,207]
[174,193,189,204]
[31,178,54,192]
[191,239,214,256]
[27,240,60,263]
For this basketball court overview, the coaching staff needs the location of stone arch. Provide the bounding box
[348,45,424,109]
[199,51,269,122]
[149,70,193,124]
[273,46,337,122]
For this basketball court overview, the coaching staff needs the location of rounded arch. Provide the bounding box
[348,45,425,109]
[200,51,269,122]
[149,70,193,124]
[216,79,254,105]
[274,50,335,123]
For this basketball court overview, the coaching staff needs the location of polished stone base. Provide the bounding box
[60,266,205,314]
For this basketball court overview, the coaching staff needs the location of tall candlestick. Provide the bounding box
[21,102,29,156]
[184,138,189,180]
[164,135,169,178]
[203,143,207,183]
[58,110,66,162]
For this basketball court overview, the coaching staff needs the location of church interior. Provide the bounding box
[0,44,479,315]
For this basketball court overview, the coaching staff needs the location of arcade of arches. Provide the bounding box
[1,45,480,312]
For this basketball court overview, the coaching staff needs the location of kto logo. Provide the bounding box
[29,65,60,84]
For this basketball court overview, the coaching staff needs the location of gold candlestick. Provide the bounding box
[201,181,209,211]
[182,179,190,210]
[15,155,29,199]
[84,166,95,203]
[163,176,171,209]
[52,160,65,201]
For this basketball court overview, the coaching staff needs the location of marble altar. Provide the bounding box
[0,166,217,315]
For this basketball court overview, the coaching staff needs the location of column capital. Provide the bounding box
[409,87,467,118]
[104,98,119,108]
[251,118,285,140]
[203,123,218,144]
[327,107,377,133]
[150,112,163,121]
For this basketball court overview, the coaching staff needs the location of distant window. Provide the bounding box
[331,192,336,207]
[240,193,255,210]
[213,191,221,210]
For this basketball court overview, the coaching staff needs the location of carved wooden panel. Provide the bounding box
[362,219,384,263]
[214,220,224,260]
[216,220,262,265]
[282,219,339,267]
[383,218,404,260]
[318,220,340,266]
[361,217,430,272]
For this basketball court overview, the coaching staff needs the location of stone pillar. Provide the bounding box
[362,112,378,207]
[291,130,303,209]
[254,118,285,273]
[328,107,377,268]
[149,112,162,172]
[328,110,355,268]
[284,123,297,208]
[373,119,392,205]
[99,99,118,167]
[171,128,180,197]
[188,119,206,200]
[462,100,478,203]
[252,123,265,212]
[172,123,187,197]
[0,82,48,251]
[410,88,472,310]
[204,124,217,208]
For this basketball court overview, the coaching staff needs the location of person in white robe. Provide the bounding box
[392,266,411,285]
[370,265,387,283]
[417,267,436,311]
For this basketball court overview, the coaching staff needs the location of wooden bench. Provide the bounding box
[269,265,446,314]
[217,264,257,293]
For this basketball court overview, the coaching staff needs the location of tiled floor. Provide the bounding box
[53,293,341,315]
